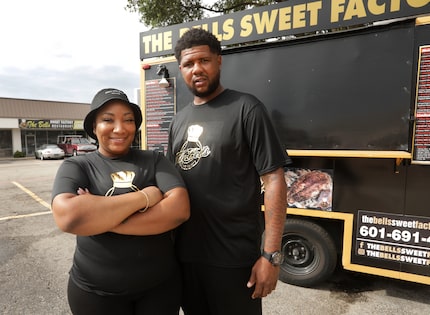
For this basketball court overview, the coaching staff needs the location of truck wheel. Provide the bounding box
[279,219,337,287]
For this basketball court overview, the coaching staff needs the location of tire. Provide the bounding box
[279,219,337,287]
[40,155,44,160]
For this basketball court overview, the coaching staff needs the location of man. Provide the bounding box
[167,28,291,315]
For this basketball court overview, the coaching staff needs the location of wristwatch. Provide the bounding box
[262,250,284,266]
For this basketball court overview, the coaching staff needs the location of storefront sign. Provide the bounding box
[19,119,83,130]
[356,210,430,266]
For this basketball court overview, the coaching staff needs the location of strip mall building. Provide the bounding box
[0,97,90,157]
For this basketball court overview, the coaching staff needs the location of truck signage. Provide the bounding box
[413,45,430,163]
[356,210,430,267]
[140,3,430,286]
[285,168,333,211]
[145,79,175,155]
[140,0,430,59]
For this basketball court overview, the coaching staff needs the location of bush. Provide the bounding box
[13,150,26,158]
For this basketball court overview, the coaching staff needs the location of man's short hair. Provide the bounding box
[174,28,222,62]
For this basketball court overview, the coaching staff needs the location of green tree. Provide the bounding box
[126,0,280,27]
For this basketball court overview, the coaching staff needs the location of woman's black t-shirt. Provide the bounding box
[51,149,185,295]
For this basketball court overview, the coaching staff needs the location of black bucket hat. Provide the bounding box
[84,88,142,140]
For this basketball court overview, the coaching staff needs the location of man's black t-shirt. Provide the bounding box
[167,89,290,267]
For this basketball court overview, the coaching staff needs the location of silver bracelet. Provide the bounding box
[138,190,150,213]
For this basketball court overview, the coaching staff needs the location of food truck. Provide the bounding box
[139,0,430,287]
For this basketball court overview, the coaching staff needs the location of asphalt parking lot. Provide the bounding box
[2,158,430,315]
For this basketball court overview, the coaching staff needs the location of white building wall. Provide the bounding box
[12,129,22,152]
[0,118,18,128]
[0,118,22,153]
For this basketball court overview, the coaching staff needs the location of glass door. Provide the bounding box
[25,134,36,157]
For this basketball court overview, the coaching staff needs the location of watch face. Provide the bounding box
[272,252,284,265]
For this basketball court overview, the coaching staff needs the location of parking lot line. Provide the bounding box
[0,181,52,221]
[0,210,52,221]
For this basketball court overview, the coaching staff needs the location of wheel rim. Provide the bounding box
[281,234,319,275]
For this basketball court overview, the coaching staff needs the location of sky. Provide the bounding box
[0,0,147,104]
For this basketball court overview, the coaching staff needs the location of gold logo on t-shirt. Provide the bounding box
[176,124,211,170]
[105,171,139,196]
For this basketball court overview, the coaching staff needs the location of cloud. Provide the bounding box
[0,66,139,104]
[0,0,145,103]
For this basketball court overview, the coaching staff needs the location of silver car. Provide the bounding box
[34,144,65,160]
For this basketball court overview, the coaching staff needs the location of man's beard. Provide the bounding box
[188,72,221,98]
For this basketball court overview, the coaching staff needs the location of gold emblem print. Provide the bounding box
[105,171,139,196]
[176,124,211,170]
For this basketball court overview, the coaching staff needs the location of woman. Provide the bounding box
[51,88,190,315]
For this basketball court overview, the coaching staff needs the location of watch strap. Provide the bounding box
[262,250,273,262]
[262,250,283,266]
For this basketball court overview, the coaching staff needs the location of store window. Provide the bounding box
[0,130,12,157]
[20,129,87,155]
[35,130,49,148]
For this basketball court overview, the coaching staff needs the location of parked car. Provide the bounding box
[57,135,97,156]
[34,144,65,160]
